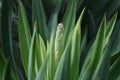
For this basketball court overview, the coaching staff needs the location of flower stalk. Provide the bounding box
[54,23,64,66]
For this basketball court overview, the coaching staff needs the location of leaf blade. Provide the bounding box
[18,1,31,76]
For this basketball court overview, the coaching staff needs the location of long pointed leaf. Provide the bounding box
[79,15,106,80]
[105,12,117,46]
[18,1,31,76]
[28,23,37,80]
[108,56,120,80]
[2,0,13,58]
[62,0,76,47]
[35,56,49,80]
[71,8,85,80]
[32,0,47,42]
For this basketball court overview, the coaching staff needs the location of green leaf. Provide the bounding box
[92,41,111,80]
[35,33,41,75]
[11,69,18,80]
[2,0,25,79]
[79,15,106,80]
[91,15,118,80]
[21,0,32,27]
[62,0,76,47]
[35,56,49,80]
[18,1,31,76]
[39,35,47,63]
[48,31,55,80]
[105,12,117,47]
[2,61,11,80]
[70,8,85,80]
[108,56,120,80]
[28,23,37,80]
[48,9,58,39]
[1,0,13,58]
[0,50,7,80]
[37,35,47,79]
[111,52,120,66]
[46,40,50,80]
[81,28,88,53]
[32,0,48,42]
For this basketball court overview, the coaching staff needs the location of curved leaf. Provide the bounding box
[62,0,76,47]
[28,23,37,80]
[79,15,106,80]
[18,1,31,76]
[32,0,47,42]
[35,56,49,80]
[71,8,85,80]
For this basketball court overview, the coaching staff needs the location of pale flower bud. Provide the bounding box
[55,23,64,63]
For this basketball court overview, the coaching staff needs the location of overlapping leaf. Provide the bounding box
[18,1,31,76]
[28,23,38,80]
[108,56,120,80]
[79,15,106,80]
[35,55,49,80]
[70,8,85,80]
[32,0,48,42]
[62,0,76,47]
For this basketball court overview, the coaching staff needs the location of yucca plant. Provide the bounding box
[0,0,120,80]
[18,0,120,80]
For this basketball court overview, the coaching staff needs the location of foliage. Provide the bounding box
[0,0,120,80]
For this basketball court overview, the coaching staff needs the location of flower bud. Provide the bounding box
[55,23,64,63]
